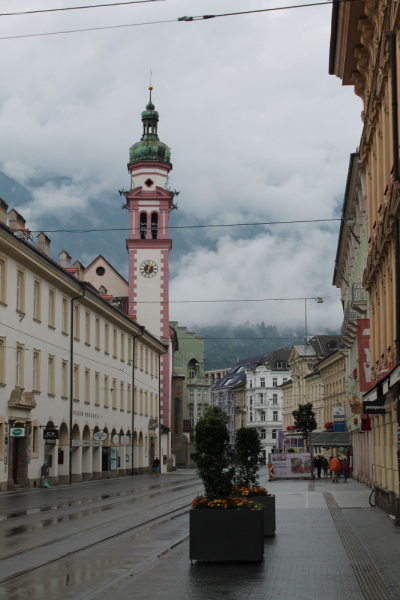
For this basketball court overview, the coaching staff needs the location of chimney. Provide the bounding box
[0,198,8,225]
[37,232,51,257]
[8,209,26,230]
[73,261,85,281]
[59,250,72,268]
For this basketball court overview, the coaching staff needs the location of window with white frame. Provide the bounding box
[104,323,109,354]
[74,305,80,340]
[85,311,90,345]
[120,333,125,362]
[249,396,252,406]
[73,364,80,400]
[261,429,266,439]
[273,378,278,387]
[61,360,68,398]
[113,329,118,358]
[272,429,277,439]
[112,378,117,409]
[260,378,265,388]
[197,389,201,402]
[250,412,253,422]
[15,343,24,388]
[283,377,287,383]
[273,394,278,404]
[260,394,264,404]
[249,381,253,388]
[33,279,41,321]
[120,381,125,411]
[16,269,25,314]
[261,411,266,421]
[189,390,194,403]
[62,297,68,334]
[128,338,132,365]
[273,410,278,422]
[204,391,208,403]
[95,317,100,349]
[32,349,41,392]
[0,255,7,306]
[95,371,100,406]
[0,337,5,386]
[104,375,109,408]
[48,355,55,395]
[127,383,132,413]
[48,289,56,328]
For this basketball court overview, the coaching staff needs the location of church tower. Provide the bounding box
[125,86,173,449]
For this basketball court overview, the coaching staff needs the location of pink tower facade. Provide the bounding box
[125,90,174,463]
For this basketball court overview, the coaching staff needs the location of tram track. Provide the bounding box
[0,476,199,523]
[0,498,195,585]
[0,484,200,564]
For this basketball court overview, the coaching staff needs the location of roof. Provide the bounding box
[292,345,317,357]
[262,348,291,369]
[280,378,293,388]
[0,220,166,352]
[214,355,265,391]
[290,336,342,361]
[84,254,128,285]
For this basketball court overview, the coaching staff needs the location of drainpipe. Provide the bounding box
[396,219,400,363]
[131,326,145,476]
[69,282,87,486]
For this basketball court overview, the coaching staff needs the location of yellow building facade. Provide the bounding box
[329,0,400,517]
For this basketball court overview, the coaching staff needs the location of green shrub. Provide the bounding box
[234,427,262,489]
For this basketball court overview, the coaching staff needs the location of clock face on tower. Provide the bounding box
[140,260,158,278]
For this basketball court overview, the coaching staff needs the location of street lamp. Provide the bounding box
[305,297,324,345]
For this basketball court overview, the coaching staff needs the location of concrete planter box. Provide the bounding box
[189,508,264,562]
[255,495,275,536]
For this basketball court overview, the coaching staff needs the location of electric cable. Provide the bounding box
[27,216,365,234]
[0,0,163,18]
[0,0,359,41]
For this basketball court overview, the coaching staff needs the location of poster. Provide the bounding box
[270,453,312,478]
[357,319,371,392]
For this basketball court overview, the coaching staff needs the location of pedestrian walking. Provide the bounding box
[329,456,341,483]
[314,455,322,479]
[341,458,348,483]
[322,457,329,478]
[153,456,161,477]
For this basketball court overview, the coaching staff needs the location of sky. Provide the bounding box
[0,0,363,334]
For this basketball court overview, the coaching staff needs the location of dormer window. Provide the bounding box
[145,178,154,188]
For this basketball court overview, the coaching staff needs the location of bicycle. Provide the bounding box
[369,484,376,507]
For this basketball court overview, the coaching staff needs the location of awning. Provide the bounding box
[309,432,352,448]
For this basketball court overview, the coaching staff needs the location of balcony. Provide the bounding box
[148,418,158,430]
[341,302,360,348]
[350,282,367,315]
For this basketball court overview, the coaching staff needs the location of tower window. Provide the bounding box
[140,213,147,239]
[151,213,158,239]
[145,178,154,188]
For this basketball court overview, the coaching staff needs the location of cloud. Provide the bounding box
[0,0,362,331]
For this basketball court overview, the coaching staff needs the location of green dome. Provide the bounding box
[129,93,171,164]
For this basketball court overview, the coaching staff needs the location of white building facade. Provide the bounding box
[0,203,166,491]
[245,350,291,461]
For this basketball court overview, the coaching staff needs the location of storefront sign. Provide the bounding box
[71,440,80,447]
[112,434,120,445]
[82,440,90,447]
[333,407,345,419]
[10,428,25,437]
[93,431,107,442]
[362,397,386,415]
[93,440,101,447]
[43,430,58,441]
[357,319,371,392]
[121,435,129,445]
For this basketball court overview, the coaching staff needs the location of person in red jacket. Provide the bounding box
[329,456,341,483]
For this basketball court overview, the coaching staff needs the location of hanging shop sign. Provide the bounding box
[93,431,108,442]
[112,434,120,445]
[10,428,25,438]
[363,397,386,415]
[333,407,345,419]
[121,436,129,445]
[43,430,58,442]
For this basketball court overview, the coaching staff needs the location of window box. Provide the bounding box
[189,508,264,561]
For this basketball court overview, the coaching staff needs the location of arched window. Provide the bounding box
[151,213,158,239]
[140,213,147,239]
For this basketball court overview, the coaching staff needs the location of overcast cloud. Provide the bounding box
[0,0,362,332]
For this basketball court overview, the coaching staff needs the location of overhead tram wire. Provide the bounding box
[133,294,341,304]
[0,0,164,18]
[27,216,364,235]
[0,0,361,40]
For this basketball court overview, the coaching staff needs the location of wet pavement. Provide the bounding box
[0,471,399,600]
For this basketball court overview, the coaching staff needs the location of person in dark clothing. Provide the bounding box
[314,455,322,479]
[322,457,329,478]
[153,457,160,477]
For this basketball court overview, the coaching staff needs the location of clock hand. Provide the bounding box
[146,264,151,274]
